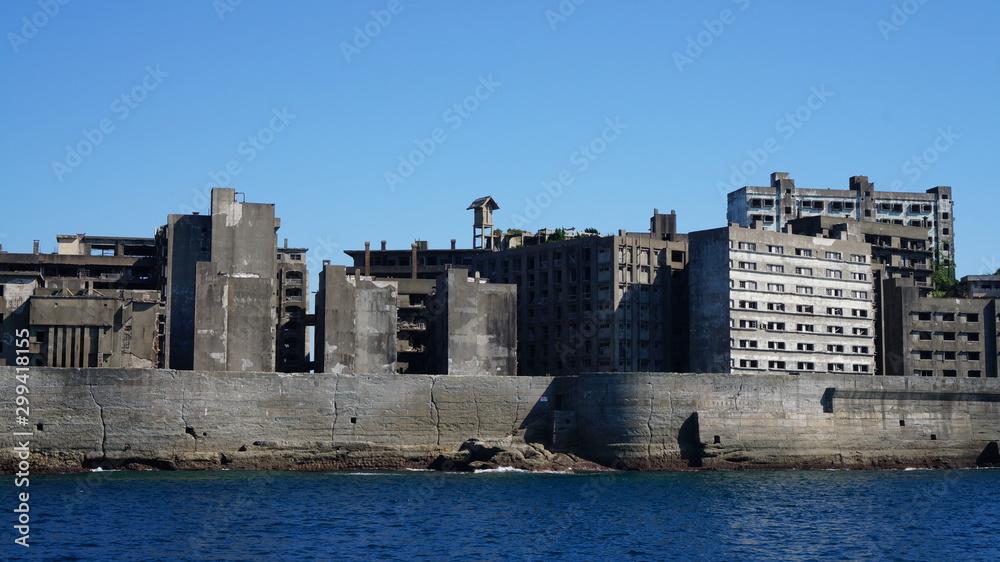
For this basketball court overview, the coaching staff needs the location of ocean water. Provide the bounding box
[5,468,998,561]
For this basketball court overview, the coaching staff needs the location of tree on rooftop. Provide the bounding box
[546,228,567,243]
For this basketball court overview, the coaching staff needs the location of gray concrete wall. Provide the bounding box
[209,188,277,279]
[193,263,276,372]
[429,269,517,376]
[316,266,397,374]
[2,367,998,473]
[162,214,212,370]
[688,229,730,373]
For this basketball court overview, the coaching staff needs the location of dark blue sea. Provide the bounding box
[5,468,998,561]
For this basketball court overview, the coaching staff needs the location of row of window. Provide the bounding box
[738,262,870,282]
[735,319,870,335]
[734,300,868,317]
[911,331,980,342]
[911,311,980,323]
[736,339,869,353]
[736,358,870,372]
[746,199,937,216]
[734,242,867,263]
[914,350,982,361]
[914,369,992,378]
[732,279,869,299]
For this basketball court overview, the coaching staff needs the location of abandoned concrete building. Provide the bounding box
[727,173,955,268]
[313,264,517,375]
[688,224,876,375]
[2,180,993,378]
[472,210,688,375]
[879,277,999,377]
[963,275,1000,299]
[786,216,936,295]
[0,189,305,372]
[0,235,163,368]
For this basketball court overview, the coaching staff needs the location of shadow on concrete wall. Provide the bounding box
[677,412,704,467]
[976,441,1000,467]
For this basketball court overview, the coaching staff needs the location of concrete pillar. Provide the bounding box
[364,241,371,277]
[33,240,39,254]
[411,243,418,279]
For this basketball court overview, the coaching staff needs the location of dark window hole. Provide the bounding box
[714,435,721,444]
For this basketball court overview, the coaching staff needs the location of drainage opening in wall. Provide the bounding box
[714,435,721,444]
[931,434,937,440]
[899,420,905,427]
[350,417,357,424]
[185,427,197,437]
[36,423,43,431]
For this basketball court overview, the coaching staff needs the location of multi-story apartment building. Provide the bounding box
[277,244,309,372]
[727,172,954,267]
[689,225,876,375]
[473,211,688,375]
[787,216,936,294]
[880,277,998,377]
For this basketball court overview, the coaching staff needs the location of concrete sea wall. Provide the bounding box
[2,367,998,472]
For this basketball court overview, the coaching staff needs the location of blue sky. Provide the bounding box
[2,0,997,280]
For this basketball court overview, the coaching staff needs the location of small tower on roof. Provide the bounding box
[467,196,500,250]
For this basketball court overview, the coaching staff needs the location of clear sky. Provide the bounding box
[2,1,997,281]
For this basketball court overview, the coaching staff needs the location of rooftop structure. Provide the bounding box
[727,172,954,268]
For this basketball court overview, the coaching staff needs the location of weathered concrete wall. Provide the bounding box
[1,368,997,473]
[570,372,1000,469]
[209,188,277,280]
[163,213,212,370]
[428,269,517,376]
[193,263,276,372]
[316,266,397,374]
[688,229,730,373]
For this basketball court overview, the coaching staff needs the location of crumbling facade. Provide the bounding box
[689,225,876,375]
[728,173,954,268]
[314,265,398,374]
[879,277,999,377]
[473,210,689,375]
[1,188,306,372]
[426,268,517,376]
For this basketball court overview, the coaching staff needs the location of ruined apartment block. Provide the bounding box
[880,277,999,377]
[727,172,955,267]
[277,244,309,372]
[474,210,689,375]
[787,216,936,294]
[0,234,163,368]
[689,225,876,375]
